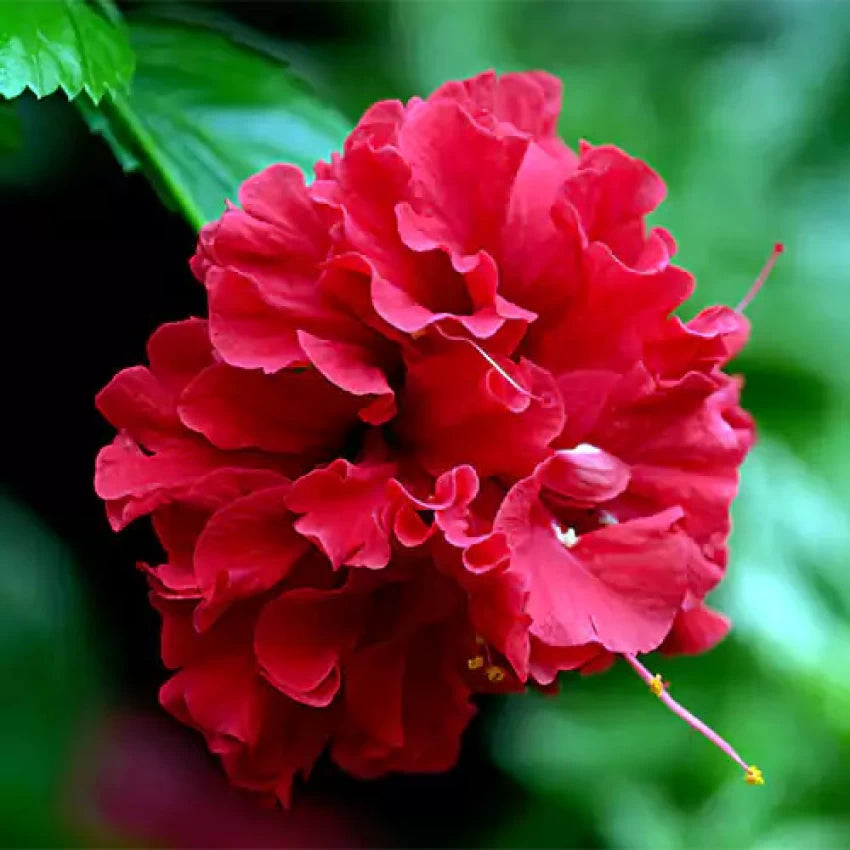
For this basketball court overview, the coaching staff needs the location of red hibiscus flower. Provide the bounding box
[96,70,775,802]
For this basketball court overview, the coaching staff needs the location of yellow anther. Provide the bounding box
[485,665,506,683]
[467,655,485,671]
[649,674,665,697]
[745,765,765,786]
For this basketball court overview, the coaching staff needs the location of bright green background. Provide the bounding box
[2,1,848,846]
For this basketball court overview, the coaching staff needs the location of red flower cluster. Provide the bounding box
[95,71,756,804]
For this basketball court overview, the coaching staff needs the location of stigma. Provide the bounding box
[745,765,765,786]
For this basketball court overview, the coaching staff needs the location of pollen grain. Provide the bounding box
[745,765,765,786]
[485,665,506,683]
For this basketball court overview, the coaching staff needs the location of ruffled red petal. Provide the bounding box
[96,69,757,801]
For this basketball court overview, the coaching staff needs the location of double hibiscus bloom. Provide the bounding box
[95,71,754,804]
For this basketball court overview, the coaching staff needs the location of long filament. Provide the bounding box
[736,242,784,312]
[434,325,543,402]
[623,653,756,776]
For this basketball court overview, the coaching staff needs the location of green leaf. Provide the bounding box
[88,17,351,230]
[0,0,133,103]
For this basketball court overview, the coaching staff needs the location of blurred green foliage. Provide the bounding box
[2,0,849,847]
[0,492,100,846]
[0,100,20,150]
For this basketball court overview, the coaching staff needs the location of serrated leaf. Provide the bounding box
[93,17,351,230]
[0,0,133,103]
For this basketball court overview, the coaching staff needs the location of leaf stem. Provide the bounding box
[108,94,207,232]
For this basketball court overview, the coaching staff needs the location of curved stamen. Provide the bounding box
[736,242,784,312]
[623,653,763,784]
